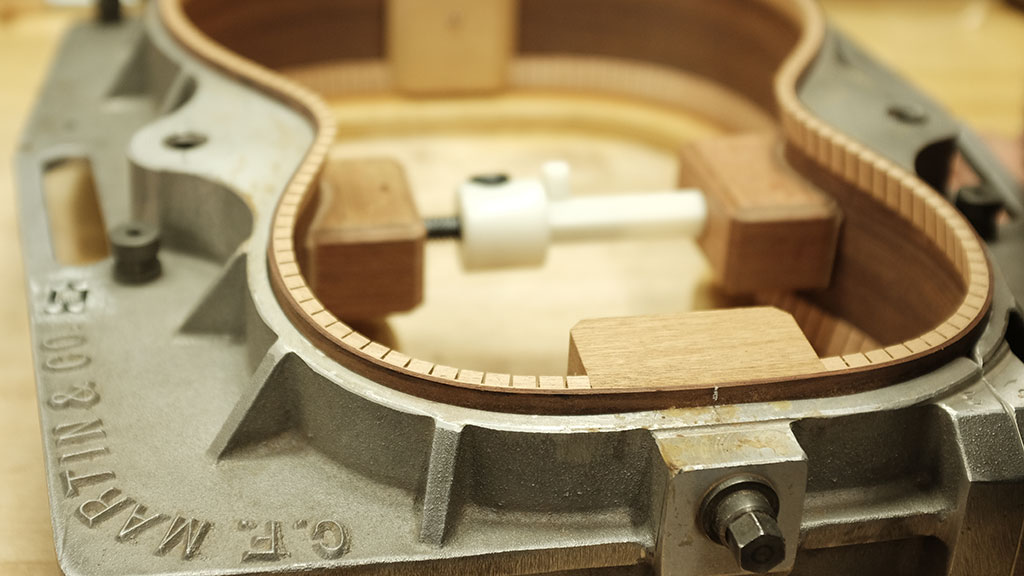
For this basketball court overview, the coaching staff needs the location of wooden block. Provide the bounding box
[304,158,425,319]
[568,307,824,390]
[679,133,841,294]
[387,0,515,94]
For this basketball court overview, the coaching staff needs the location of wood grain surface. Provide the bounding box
[1,1,1022,573]
[305,157,425,318]
[679,132,840,294]
[568,307,825,389]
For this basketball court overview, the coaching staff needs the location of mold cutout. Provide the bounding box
[43,157,110,266]
[1006,308,1024,365]
[107,33,195,115]
[915,137,957,195]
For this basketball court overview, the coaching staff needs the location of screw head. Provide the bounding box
[726,510,786,573]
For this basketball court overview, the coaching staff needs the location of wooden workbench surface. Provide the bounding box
[1,1,1022,573]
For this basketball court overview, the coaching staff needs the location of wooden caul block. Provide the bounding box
[680,133,841,294]
[304,158,425,319]
[568,307,825,390]
[388,0,515,94]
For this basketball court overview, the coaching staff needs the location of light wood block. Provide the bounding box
[568,307,825,390]
[387,0,515,94]
[680,133,842,294]
[304,157,425,319]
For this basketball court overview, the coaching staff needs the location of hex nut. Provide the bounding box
[725,509,786,573]
[701,476,786,574]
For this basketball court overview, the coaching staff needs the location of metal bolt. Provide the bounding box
[701,476,786,574]
[110,222,161,284]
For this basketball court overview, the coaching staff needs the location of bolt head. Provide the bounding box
[726,511,786,573]
[110,222,161,283]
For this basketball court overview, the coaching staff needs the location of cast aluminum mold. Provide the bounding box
[15,7,1024,576]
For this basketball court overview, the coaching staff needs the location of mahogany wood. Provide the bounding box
[304,157,425,319]
[679,132,841,294]
[569,308,825,390]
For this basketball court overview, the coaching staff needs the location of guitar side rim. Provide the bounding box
[155,0,992,413]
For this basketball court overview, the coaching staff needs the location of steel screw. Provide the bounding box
[701,476,786,574]
[110,222,161,284]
